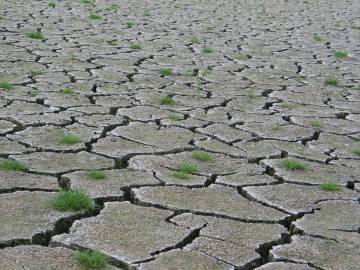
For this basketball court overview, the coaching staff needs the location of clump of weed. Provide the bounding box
[61,88,74,94]
[48,2,56,8]
[193,151,213,162]
[75,250,108,269]
[325,78,338,86]
[31,69,45,76]
[0,81,15,90]
[0,160,26,171]
[82,0,92,4]
[173,163,198,179]
[30,90,40,97]
[144,10,151,16]
[27,31,44,40]
[89,13,102,20]
[49,189,94,211]
[160,96,175,105]
[309,120,322,128]
[86,170,106,180]
[320,182,341,191]
[353,148,360,157]
[130,42,142,50]
[159,68,173,76]
[334,51,348,58]
[183,68,194,77]
[282,159,307,170]
[167,113,182,121]
[202,47,213,54]
[126,21,135,28]
[61,133,81,144]
[190,36,201,44]
[313,33,322,42]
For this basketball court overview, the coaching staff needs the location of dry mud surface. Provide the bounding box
[0,0,360,269]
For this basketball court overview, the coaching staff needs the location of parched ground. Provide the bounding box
[0,0,359,269]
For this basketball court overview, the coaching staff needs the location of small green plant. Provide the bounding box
[313,33,322,42]
[353,85,360,91]
[0,160,26,171]
[126,21,135,28]
[49,189,94,211]
[202,47,213,54]
[160,96,175,105]
[320,182,341,191]
[0,81,15,90]
[61,88,74,94]
[48,2,56,8]
[82,0,92,4]
[89,13,102,20]
[86,170,106,180]
[173,162,198,179]
[27,31,44,40]
[309,120,322,128]
[0,16,5,21]
[282,159,307,170]
[30,90,40,97]
[183,68,194,77]
[130,42,142,50]
[353,148,360,157]
[76,250,108,269]
[190,36,201,44]
[325,78,338,86]
[193,151,213,162]
[107,40,118,46]
[31,69,45,76]
[167,113,182,121]
[109,4,119,10]
[351,24,360,29]
[144,10,151,16]
[334,51,348,58]
[61,133,81,144]
[160,68,173,76]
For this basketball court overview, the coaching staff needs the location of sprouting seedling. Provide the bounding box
[160,95,175,105]
[27,31,44,40]
[0,81,15,90]
[325,78,338,86]
[320,182,341,191]
[86,170,106,180]
[167,113,182,121]
[159,68,173,76]
[127,21,135,28]
[334,51,348,58]
[61,88,74,94]
[130,42,142,50]
[76,250,108,269]
[89,13,102,20]
[48,2,56,8]
[313,33,322,42]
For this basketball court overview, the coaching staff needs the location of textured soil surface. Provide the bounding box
[0,0,360,269]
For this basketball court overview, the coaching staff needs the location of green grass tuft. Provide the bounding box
[0,160,26,171]
[190,36,201,44]
[353,148,360,157]
[0,81,15,90]
[27,32,44,40]
[30,90,40,97]
[82,0,92,4]
[76,250,108,269]
[325,78,338,86]
[61,133,81,144]
[202,47,213,54]
[309,120,322,128]
[48,2,56,8]
[130,42,142,50]
[320,182,341,191]
[173,162,198,179]
[334,51,348,58]
[31,69,45,76]
[160,96,175,105]
[89,13,102,20]
[313,33,322,42]
[193,151,213,162]
[126,21,135,28]
[61,88,74,94]
[49,189,94,211]
[167,113,182,121]
[282,159,307,170]
[143,10,151,16]
[86,170,106,180]
[159,68,173,76]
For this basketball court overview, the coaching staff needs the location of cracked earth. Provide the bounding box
[0,0,360,269]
